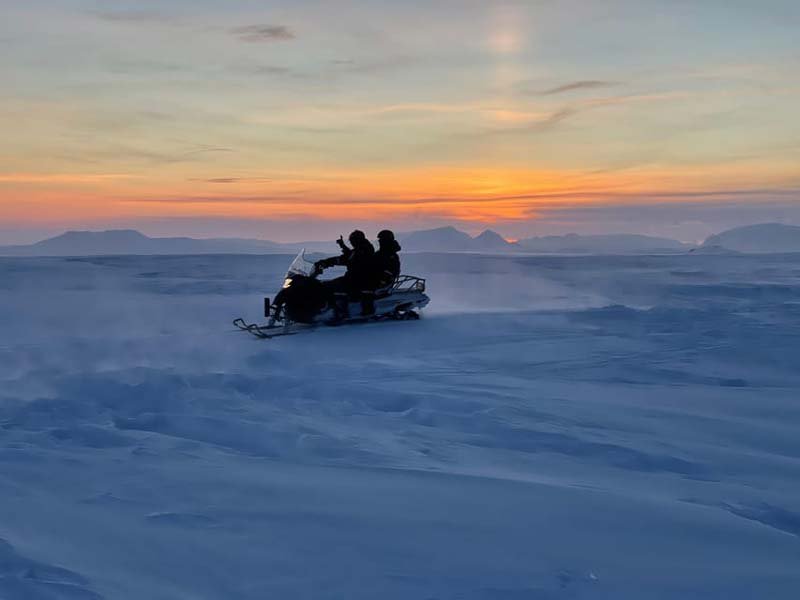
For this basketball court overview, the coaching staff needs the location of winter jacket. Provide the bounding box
[374,239,401,287]
[318,240,375,289]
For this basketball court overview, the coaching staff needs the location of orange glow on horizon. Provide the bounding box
[2,161,798,228]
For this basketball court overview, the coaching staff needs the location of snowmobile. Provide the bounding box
[233,250,430,339]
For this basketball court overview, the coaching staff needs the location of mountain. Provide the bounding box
[398,226,475,252]
[516,233,689,254]
[703,223,800,253]
[30,230,153,255]
[0,229,295,256]
[471,229,515,251]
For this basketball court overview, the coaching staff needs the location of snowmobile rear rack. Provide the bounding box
[390,275,426,293]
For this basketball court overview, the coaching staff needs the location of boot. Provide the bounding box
[333,293,350,320]
[360,291,375,316]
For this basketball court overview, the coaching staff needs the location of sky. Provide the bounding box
[1,0,799,243]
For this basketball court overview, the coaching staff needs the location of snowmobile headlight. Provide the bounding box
[282,277,293,289]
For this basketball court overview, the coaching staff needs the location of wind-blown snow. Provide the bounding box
[1,252,800,599]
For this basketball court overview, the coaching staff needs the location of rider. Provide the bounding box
[314,230,375,316]
[359,229,402,316]
[373,229,401,289]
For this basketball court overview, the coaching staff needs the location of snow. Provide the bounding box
[517,234,689,254]
[1,252,800,599]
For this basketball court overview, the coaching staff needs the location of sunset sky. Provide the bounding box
[1,0,799,243]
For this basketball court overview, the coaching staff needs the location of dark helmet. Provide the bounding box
[377,229,401,252]
[348,229,367,245]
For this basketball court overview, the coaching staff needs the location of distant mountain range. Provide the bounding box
[0,230,302,256]
[398,227,690,254]
[701,223,800,253]
[1,222,797,256]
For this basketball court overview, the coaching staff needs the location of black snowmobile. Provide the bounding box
[233,250,429,339]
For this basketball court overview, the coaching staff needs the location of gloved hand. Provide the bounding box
[336,235,347,251]
[312,260,325,276]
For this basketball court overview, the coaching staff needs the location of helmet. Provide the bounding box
[348,229,367,245]
[377,229,401,252]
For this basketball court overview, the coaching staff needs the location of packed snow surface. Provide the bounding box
[1,252,800,599]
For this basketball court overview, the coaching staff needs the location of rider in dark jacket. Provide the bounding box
[373,229,401,288]
[315,231,375,314]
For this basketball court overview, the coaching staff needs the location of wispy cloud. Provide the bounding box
[103,58,186,75]
[93,11,180,26]
[537,107,577,127]
[328,55,417,75]
[183,145,235,156]
[50,142,235,167]
[252,65,295,76]
[453,90,687,143]
[0,173,136,184]
[452,106,579,141]
[230,25,295,43]
[539,80,618,95]
[190,177,274,184]
[120,186,800,210]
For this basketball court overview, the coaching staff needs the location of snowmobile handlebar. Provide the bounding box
[313,256,341,274]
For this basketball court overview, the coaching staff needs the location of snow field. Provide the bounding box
[1,253,799,599]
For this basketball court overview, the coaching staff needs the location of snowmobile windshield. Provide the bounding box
[286,250,315,277]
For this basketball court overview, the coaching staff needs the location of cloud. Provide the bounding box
[252,65,295,76]
[51,142,235,167]
[538,107,577,127]
[183,145,235,156]
[189,177,274,184]
[230,25,295,43]
[93,11,180,26]
[0,173,136,184]
[103,58,186,75]
[539,80,618,95]
[454,106,579,141]
[328,55,417,75]
[453,89,687,144]
[123,186,800,210]
[195,178,244,184]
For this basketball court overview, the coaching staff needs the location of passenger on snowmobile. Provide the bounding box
[314,230,375,316]
[373,229,401,289]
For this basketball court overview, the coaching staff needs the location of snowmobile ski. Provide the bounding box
[232,308,420,339]
[232,318,307,339]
